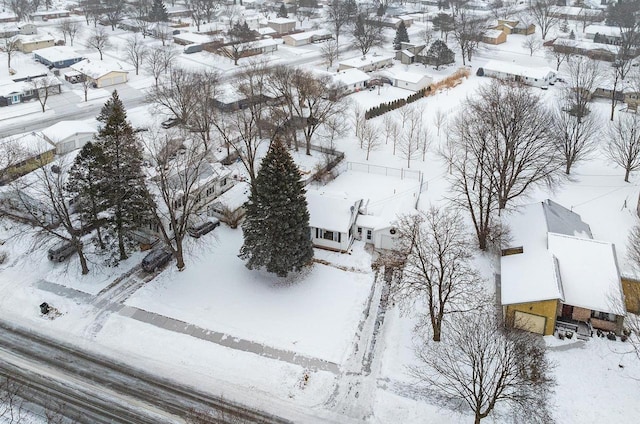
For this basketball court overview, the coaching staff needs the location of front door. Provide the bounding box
[561,304,574,319]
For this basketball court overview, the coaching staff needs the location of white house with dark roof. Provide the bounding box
[501,199,625,337]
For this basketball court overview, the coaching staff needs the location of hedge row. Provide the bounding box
[364,87,430,120]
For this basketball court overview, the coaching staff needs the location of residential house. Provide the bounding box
[387,70,432,92]
[332,69,371,95]
[168,161,235,215]
[0,132,56,184]
[33,46,84,69]
[338,53,394,72]
[366,16,413,29]
[549,6,604,22]
[552,38,620,62]
[267,18,296,34]
[494,19,535,35]
[70,59,128,88]
[207,181,250,223]
[394,42,426,65]
[173,32,214,46]
[482,29,507,45]
[0,12,18,23]
[212,82,279,111]
[221,38,279,59]
[585,24,622,45]
[15,34,55,53]
[501,200,625,336]
[0,76,61,107]
[29,9,70,21]
[481,60,556,88]
[40,121,97,155]
[307,191,362,252]
[0,24,19,38]
[282,29,332,47]
[16,23,36,35]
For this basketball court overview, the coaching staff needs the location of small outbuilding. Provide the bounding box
[482,29,507,45]
[267,18,296,34]
[40,120,98,155]
[388,70,432,92]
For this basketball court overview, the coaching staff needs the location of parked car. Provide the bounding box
[48,242,77,262]
[161,118,181,129]
[141,248,173,272]
[187,219,220,238]
[184,44,203,54]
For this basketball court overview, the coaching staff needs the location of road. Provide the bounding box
[0,318,292,424]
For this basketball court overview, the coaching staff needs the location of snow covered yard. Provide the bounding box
[125,226,375,363]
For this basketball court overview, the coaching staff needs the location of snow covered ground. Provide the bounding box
[2,4,640,423]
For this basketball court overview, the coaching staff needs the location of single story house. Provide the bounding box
[307,191,362,252]
[167,161,235,214]
[332,69,371,95]
[585,24,622,45]
[16,23,37,35]
[551,38,620,62]
[29,9,70,21]
[40,120,98,155]
[549,6,604,22]
[387,70,432,92]
[282,29,332,47]
[338,54,394,72]
[0,132,56,184]
[494,19,535,35]
[173,32,213,46]
[481,60,556,88]
[395,42,426,65]
[482,29,507,45]
[207,181,250,224]
[256,27,277,38]
[212,82,279,111]
[267,18,296,34]
[366,16,413,29]
[0,24,19,38]
[221,38,278,58]
[0,76,61,107]
[0,12,18,23]
[33,46,84,69]
[15,34,55,53]
[501,200,625,337]
[70,59,128,88]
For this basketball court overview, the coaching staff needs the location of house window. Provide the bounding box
[11,95,20,103]
[323,231,334,241]
[366,229,372,240]
[357,227,362,235]
[591,311,616,322]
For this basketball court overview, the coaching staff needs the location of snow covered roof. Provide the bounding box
[338,53,395,69]
[0,76,60,97]
[173,32,213,44]
[585,24,621,37]
[210,181,250,211]
[0,131,55,169]
[257,27,277,36]
[333,69,370,86]
[554,38,620,53]
[70,59,128,79]
[484,29,505,39]
[307,191,358,233]
[283,29,331,41]
[548,233,624,314]
[387,70,432,84]
[33,46,83,62]
[41,121,97,143]
[268,18,296,24]
[483,59,556,81]
[501,200,624,313]
[16,33,54,43]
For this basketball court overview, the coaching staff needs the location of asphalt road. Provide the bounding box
[0,318,292,424]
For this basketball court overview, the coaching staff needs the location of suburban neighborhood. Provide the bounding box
[0,0,640,423]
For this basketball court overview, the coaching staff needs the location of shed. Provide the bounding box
[388,70,432,92]
[482,29,507,45]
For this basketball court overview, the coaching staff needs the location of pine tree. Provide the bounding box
[94,91,149,262]
[569,30,575,40]
[66,141,108,249]
[393,21,409,50]
[425,39,455,70]
[149,0,168,22]
[277,4,288,18]
[239,138,313,277]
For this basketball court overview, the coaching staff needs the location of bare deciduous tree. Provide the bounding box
[527,0,559,40]
[398,105,423,168]
[144,46,174,86]
[104,0,128,30]
[142,130,212,271]
[30,76,60,113]
[358,119,380,160]
[546,48,571,71]
[0,376,25,424]
[565,55,602,119]
[8,0,33,21]
[124,33,147,76]
[326,0,357,57]
[59,19,83,46]
[452,10,486,65]
[609,56,634,121]
[320,39,339,69]
[391,207,485,341]
[411,312,554,424]
[522,36,542,56]
[1,37,20,70]
[352,13,385,56]
[551,104,600,174]
[433,108,447,137]
[606,113,640,182]
[87,26,111,60]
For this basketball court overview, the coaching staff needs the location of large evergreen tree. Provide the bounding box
[66,141,108,249]
[424,39,455,69]
[393,21,409,50]
[239,139,313,277]
[94,91,148,261]
[277,4,288,18]
[149,0,168,22]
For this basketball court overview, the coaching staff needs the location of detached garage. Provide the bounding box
[70,59,128,88]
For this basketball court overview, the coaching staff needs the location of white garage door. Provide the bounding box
[514,311,546,335]
[112,75,125,84]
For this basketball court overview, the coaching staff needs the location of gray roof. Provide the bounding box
[542,199,593,238]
